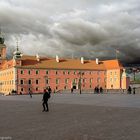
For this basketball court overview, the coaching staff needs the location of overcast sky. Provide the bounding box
[0,0,140,63]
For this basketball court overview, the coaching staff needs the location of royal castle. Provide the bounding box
[0,32,130,95]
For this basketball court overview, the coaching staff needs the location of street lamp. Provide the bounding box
[78,71,84,94]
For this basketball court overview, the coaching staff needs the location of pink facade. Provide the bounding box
[17,68,106,94]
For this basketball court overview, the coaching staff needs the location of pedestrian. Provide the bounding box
[29,90,32,98]
[71,88,73,93]
[47,86,52,99]
[42,89,50,112]
[100,87,103,93]
[127,86,132,94]
[96,87,99,94]
[94,87,97,94]
[133,87,136,94]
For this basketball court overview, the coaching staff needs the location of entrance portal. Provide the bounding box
[73,85,76,89]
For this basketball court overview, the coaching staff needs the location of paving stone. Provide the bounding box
[0,94,140,140]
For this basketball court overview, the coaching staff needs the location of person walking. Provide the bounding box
[29,90,32,98]
[42,89,50,112]
[96,87,99,94]
[71,88,73,93]
[133,87,136,94]
[127,86,132,94]
[100,87,103,94]
[94,87,97,94]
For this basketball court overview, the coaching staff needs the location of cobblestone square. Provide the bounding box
[0,94,140,140]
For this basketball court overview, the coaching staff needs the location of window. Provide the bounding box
[97,78,101,83]
[21,88,23,91]
[63,71,66,75]
[68,71,70,75]
[28,70,31,75]
[28,79,32,84]
[20,70,24,74]
[83,79,86,83]
[90,78,93,83]
[56,71,58,75]
[46,79,49,84]
[56,79,59,84]
[79,72,84,75]
[90,85,92,88]
[56,86,58,90]
[74,71,76,75]
[73,79,77,83]
[36,70,39,74]
[46,71,49,74]
[65,79,68,84]
[20,80,24,85]
[64,86,67,90]
[36,79,39,84]
[36,87,38,91]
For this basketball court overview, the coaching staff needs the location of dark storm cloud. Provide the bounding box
[0,0,140,63]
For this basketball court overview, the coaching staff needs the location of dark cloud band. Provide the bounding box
[0,0,140,63]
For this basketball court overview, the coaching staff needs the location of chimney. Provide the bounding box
[96,58,99,64]
[81,57,84,64]
[36,54,40,62]
[56,55,59,62]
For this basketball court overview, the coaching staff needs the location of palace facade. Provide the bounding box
[0,35,130,95]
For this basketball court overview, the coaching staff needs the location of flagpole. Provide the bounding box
[115,49,119,60]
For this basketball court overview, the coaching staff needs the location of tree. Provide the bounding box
[127,67,140,81]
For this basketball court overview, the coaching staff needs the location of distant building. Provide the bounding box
[0,35,130,95]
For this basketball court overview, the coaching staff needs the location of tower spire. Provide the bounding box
[13,37,22,59]
[16,37,19,51]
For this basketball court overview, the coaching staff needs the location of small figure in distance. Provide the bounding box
[96,87,99,94]
[133,87,136,95]
[94,86,97,94]
[29,90,32,98]
[127,86,132,94]
[71,88,73,93]
[100,87,103,94]
[42,89,50,112]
